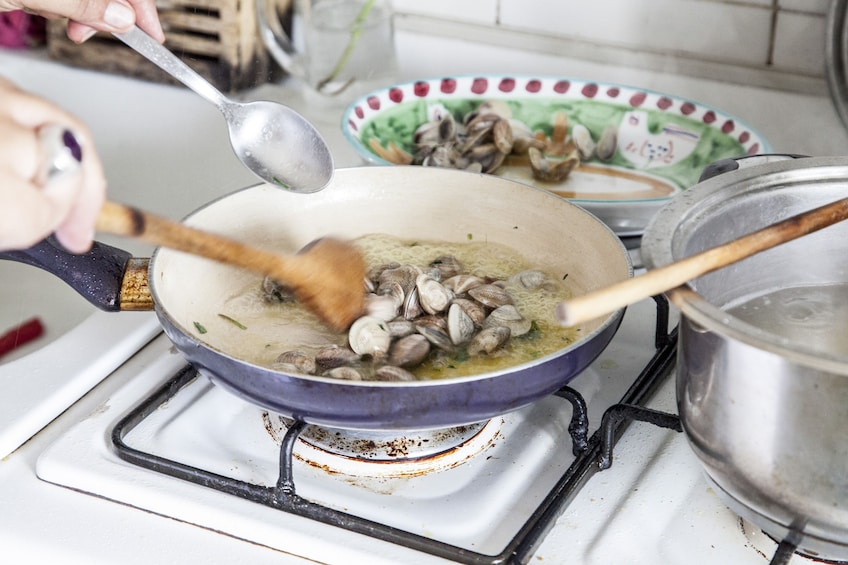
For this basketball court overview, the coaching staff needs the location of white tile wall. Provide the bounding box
[390,0,837,94]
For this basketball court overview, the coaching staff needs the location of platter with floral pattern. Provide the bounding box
[341,75,770,235]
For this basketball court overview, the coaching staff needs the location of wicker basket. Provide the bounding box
[46,0,291,92]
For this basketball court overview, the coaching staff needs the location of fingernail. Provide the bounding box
[77,27,97,43]
[104,1,135,28]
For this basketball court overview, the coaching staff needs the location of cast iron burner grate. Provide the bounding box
[111,296,678,565]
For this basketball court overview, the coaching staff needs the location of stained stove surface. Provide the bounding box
[34,297,816,564]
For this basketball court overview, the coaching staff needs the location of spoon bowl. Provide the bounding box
[116,26,333,192]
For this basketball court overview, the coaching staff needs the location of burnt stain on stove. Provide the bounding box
[260,411,503,482]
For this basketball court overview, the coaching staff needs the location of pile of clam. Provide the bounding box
[369,100,617,183]
[267,254,554,382]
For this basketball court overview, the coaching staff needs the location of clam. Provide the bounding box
[596,124,618,161]
[571,124,595,161]
[474,100,512,120]
[443,274,485,294]
[528,147,580,182]
[452,297,487,326]
[468,284,514,308]
[272,350,316,375]
[388,333,431,368]
[416,323,455,352]
[366,261,400,285]
[315,344,360,370]
[365,292,400,321]
[467,326,511,356]
[386,319,416,338]
[348,316,392,357]
[430,255,463,279]
[416,273,454,315]
[403,286,423,319]
[375,365,418,382]
[447,302,476,345]
[492,118,514,154]
[508,269,548,290]
[419,144,461,168]
[414,112,457,146]
[484,305,532,337]
[324,366,364,381]
[465,143,506,174]
[378,264,420,296]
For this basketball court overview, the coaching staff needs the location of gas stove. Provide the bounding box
[24,294,823,565]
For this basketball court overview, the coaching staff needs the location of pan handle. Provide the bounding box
[0,238,133,312]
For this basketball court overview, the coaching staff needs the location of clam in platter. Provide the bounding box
[341,75,770,236]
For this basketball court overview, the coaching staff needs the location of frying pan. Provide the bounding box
[3,167,631,430]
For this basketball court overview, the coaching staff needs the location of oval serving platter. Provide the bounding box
[341,75,770,236]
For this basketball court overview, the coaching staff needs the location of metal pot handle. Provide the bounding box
[698,154,810,183]
[0,238,141,311]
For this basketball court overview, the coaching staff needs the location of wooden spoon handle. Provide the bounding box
[95,200,295,282]
[556,196,848,327]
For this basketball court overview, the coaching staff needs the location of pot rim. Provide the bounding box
[643,155,848,375]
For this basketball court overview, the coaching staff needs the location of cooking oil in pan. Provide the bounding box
[725,283,848,356]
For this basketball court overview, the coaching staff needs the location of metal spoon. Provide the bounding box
[114,25,334,192]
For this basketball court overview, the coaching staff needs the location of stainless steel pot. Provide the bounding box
[642,155,848,560]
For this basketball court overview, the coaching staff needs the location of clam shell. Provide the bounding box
[348,316,392,356]
[452,297,487,326]
[443,274,485,294]
[315,345,360,370]
[467,326,511,356]
[375,365,418,382]
[388,334,431,368]
[430,255,463,279]
[468,284,514,308]
[484,305,532,337]
[447,303,476,345]
[324,366,364,381]
[597,125,618,161]
[571,124,595,161]
[416,324,455,352]
[272,350,316,375]
[416,274,454,315]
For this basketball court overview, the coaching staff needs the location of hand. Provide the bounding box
[0,0,165,43]
[0,78,106,253]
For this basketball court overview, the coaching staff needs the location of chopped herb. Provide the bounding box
[467,233,473,240]
[218,313,247,330]
[193,321,207,334]
[271,177,291,190]
[513,226,519,230]
[518,320,542,341]
[562,273,569,280]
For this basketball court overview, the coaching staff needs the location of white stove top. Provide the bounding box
[29,297,810,565]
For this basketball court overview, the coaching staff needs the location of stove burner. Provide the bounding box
[261,413,503,478]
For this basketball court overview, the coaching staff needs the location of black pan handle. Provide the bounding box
[0,238,132,312]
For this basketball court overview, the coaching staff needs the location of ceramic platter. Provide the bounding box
[341,75,770,236]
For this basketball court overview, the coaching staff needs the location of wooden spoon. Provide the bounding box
[96,201,366,331]
[556,196,848,327]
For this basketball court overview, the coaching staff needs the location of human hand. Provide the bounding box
[0,0,164,43]
[0,78,106,253]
